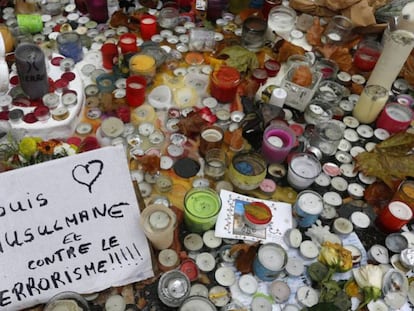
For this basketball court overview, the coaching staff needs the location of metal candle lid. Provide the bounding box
[158,270,191,308]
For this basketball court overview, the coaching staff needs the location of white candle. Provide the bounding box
[389,201,413,220]
[129,82,144,89]
[353,85,389,124]
[287,154,321,190]
[105,295,126,311]
[257,244,286,271]
[196,252,216,272]
[184,233,204,252]
[238,274,258,295]
[149,211,170,230]
[367,29,414,91]
[297,192,323,215]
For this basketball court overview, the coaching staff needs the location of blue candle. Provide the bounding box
[57,32,83,63]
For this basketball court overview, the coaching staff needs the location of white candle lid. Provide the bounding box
[389,201,413,220]
[238,274,258,295]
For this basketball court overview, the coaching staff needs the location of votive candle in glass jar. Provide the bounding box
[266,5,296,41]
[287,153,321,190]
[57,32,83,63]
[367,29,414,91]
[129,53,156,84]
[184,187,221,233]
[353,39,382,72]
[322,15,353,45]
[352,84,389,124]
[262,122,296,163]
[241,16,267,52]
[210,66,241,103]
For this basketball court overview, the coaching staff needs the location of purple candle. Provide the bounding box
[262,123,296,163]
[85,0,108,23]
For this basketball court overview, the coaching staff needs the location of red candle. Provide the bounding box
[118,33,138,54]
[126,75,147,107]
[264,59,281,77]
[140,15,157,41]
[210,66,241,103]
[100,42,118,70]
[376,201,413,233]
[353,40,381,72]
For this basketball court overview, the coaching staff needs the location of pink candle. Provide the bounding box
[262,123,296,163]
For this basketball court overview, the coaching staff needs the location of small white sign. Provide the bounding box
[215,190,292,248]
[0,145,153,309]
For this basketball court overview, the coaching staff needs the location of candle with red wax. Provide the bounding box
[376,201,413,233]
[210,66,241,103]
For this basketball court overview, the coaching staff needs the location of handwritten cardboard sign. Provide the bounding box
[0,145,154,309]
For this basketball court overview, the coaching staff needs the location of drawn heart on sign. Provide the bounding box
[72,159,104,193]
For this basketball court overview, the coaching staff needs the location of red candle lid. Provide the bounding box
[180,259,199,281]
[244,202,272,225]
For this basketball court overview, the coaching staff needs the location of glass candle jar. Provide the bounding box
[266,5,296,41]
[352,84,389,124]
[228,151,267,191]
[129,53,156,84]
[375,201,413,233]
[309,120,344,156]
[241,16,267,52]
[353,39,382,72]
[287,153,321,190]
[57,32,83,63]
[158,7,179,29]
[367,29,414,91]
[322,15,353,45]
[140,204,177,250]
[392,180,414,211]
[184,187,221,233]
[261,122,296,163]
[210,66,241,103]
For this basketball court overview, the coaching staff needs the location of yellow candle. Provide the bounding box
[129,54,156,76]
[352,85,389,124]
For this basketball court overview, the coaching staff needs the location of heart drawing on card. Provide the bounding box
[72,159,104,193]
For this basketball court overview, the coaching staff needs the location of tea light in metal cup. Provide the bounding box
[158,270,191,307]
[287,153,321,190]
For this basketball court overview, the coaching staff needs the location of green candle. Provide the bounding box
[184,188,221,233]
